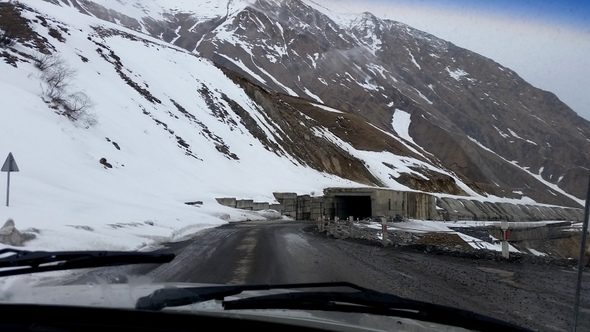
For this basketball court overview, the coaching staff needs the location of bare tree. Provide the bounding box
[35,54,60,71]
[35,54,96,125]
[38,55,76,102]
[63,91,92,120]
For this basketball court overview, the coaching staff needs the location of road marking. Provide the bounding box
[229,229,258,284]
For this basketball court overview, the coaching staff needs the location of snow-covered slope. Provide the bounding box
[0,1,358,250]
[0,0,587,251]
[40,1,590,207]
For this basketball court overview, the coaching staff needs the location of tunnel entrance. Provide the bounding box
[334,195,372,220]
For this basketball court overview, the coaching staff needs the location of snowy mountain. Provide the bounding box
[47,0,589,207]
[0,0,587,249]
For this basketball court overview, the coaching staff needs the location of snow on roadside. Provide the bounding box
[367,219,521,253]
[528,248,547,257]
[455,232,519,252]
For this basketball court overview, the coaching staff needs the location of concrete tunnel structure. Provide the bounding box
[269,188,438,221]
[321,187,438,221]
[217,187,583,222]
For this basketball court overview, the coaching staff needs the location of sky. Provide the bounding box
[317,0,590,121]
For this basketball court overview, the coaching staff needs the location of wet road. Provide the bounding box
[71,220,589,331]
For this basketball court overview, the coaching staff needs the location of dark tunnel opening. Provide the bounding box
[334,195,372,219]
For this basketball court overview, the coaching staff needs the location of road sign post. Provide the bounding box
[1,153,19,207]
[381,217,388,246]
[6,171,9,207]
[500,220,509,259]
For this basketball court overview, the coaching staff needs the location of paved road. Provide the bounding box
[70,220,589,331]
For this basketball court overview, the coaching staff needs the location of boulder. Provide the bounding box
[0,219,35,246]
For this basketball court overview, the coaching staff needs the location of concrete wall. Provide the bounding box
[218,189,581,222]
[215,197,236,208]
[436,197,584,222]
[322,187,437,221]
[407,192,437,220]
[216,196,282,214]
[310,197,324,221]
[252,202,270,211]
[269,204,283,213]
[296,195,311,220]
[273,192,297,217]
[371,189,405,219]
[236,199,254,210]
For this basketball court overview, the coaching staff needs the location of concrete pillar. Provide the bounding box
[381,216,388,246]
[310,197,324,221]
[273,192,297,217]
[501,220,509,259]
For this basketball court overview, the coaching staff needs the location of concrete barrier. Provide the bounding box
[274,192,297,217]
[269,204,283,213]
[220,190,584,223]
[436,198,584,222]
[236,199,254,210]
[215,197,236,208]
[252,202,270,211]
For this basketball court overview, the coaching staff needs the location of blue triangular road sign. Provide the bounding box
[1,153,19,172]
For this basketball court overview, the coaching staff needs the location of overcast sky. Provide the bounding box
[317,0,590,120]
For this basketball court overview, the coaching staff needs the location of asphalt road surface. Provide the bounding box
[70,220,589,331]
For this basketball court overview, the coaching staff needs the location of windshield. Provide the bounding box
[0,0,588,331]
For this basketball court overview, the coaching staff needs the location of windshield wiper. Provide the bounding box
[0,248,174,277]
[136,281,364,310]
[136,282,530,332]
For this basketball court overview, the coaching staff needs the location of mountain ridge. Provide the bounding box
[2,0,588,209]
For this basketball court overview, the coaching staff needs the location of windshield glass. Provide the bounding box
[0,0,588,331]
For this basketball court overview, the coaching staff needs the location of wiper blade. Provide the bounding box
[223,290,531,332]
[0,248,174,277]
[136,282,529,332]
[135,281,363,311]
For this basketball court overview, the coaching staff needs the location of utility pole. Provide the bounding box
[572,176,590,332]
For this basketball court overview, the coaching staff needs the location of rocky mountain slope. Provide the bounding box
[2,0,589,211]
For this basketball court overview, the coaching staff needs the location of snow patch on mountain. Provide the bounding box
[79,0,250,21]
[302,87,323,103]
[446,67,469,81]
[406,47,421,70]
[413,88,433,105]
[391,109,414,144]
[312,126,480,197]
[467,137,584,207]
[311,103,342,114]
[507,128,537,145]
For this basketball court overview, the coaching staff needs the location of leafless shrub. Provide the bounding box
[63,91,92,119]
[35,54,96,126]
[35,53,60,71]
[38,55,76,102]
